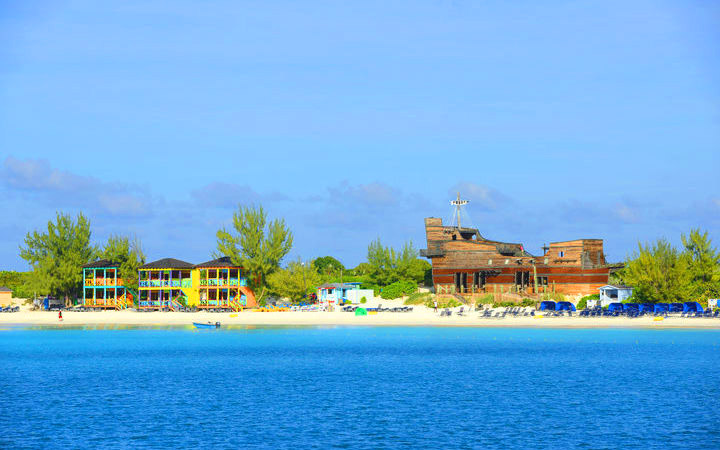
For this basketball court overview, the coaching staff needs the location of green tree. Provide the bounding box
[101,235,146,289]
[622,238,690,303]
[215,205,293,302]
[268,259,322,302]
[366,238,427,286]
[681,229,720,301]
[19,212,96,305]
[351,262,373,276]
[312,256,345,277]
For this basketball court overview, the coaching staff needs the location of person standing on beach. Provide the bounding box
[58,311,63,321]
[433,299,438,312]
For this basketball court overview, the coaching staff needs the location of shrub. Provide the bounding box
[475,294,494,304]
[405,292,432,305]
[520,298,536,307]
[426,298,462,308]
[577,293,599,310]
[360,296,367,304]
[380,280,417,299]
[492,300,517,308]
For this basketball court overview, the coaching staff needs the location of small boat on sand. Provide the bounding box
[193,321,221,329]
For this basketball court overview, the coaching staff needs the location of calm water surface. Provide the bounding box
[1,326,719,449]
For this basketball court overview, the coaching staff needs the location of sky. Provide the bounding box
[1,0,719,270]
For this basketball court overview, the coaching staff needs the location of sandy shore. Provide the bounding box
[1,302,719,329]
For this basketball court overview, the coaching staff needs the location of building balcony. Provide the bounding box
[199,278,247,287]
[84,278,125,287]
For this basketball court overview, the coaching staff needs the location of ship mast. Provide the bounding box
[450,192,468,229]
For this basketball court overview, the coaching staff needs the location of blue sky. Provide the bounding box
[1,0,718,270]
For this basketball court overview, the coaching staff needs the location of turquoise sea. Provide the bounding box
[1,326,719,449]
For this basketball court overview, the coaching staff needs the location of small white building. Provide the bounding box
[597,285,634,307]
[317,282,374,306]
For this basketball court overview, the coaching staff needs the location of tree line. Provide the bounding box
[617,229,720,304]
[10,205,431,305]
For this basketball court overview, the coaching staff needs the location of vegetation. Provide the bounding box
[475,294,495,305]
[100,235,145,289]
[216,205,293,302]
[577,293,599,310]
[268,259,322,302]
[380,280,418,299]
[360,296,367,304]
[19,213,95,305]
[366,239,430,287]
[620,229,720,303]
[312,256,344,277]
[427,297,462,309]
[0,271,42,299]
[404,291,432,305]
[541,292,566,302]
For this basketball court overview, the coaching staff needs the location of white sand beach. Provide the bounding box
[1,301,719,329]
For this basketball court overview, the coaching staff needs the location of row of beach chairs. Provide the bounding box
[578,308,720,318]
[0,306,20,313]
[342,304,414,313]
[476,308,536,318]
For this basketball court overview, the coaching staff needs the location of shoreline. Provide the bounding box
[2,309,720,329]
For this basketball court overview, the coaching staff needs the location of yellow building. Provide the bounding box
[137,258,196,310]
[0,286,12,307]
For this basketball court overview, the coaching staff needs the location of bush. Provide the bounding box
[380,280,417,299]
[426,298,462,308]
[577,293,599,310]
[475,294,494,304]
[405,292,432,305]
[520,298,536,307]
[492,300,517,308]
[360,296,367,304]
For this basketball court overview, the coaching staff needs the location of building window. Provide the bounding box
[452,235,457,240]
[558,251,565,257]
[504,259,509,265]
[488,259,492,265]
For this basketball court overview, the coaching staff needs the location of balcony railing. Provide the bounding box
[139,279,191,288]
[84,278,125,287]
[199,278,248,287]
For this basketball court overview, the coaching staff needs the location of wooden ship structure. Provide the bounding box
[420,194,615,298]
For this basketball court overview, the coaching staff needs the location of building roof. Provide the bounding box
[599,284,633,290]
[0,286,11,292]
[82,259,119,269]
[194,256,241,268]
[140,258,194,270]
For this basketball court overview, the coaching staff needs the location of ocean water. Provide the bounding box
[1,326,719,449]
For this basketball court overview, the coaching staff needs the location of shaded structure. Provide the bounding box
[138,258,194,310]
[82,259,133,309]
[194,256,256,310]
